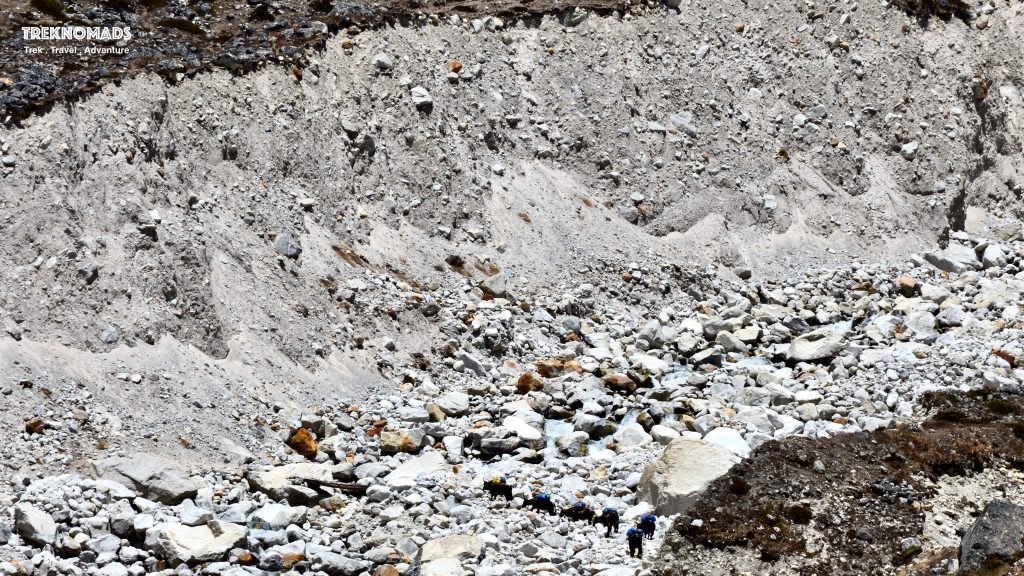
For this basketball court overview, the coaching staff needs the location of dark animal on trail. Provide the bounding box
[560,503,596,524]
[639,514,656,539]
[597,508,620,537]
[482,478,513,501]
[626,527,644,557]
[524,495,556,515]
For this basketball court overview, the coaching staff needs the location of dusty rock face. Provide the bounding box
[247,503,308,531]
[382,452,447,488]
[786,329,845,363]
[144,521,247,566]
[420,534,483,562]
[0,0,1021,498]
[924,244,982,273]
[93,454,202,505]
[958,500,1024,576]
[638,439,739,515]
[13,503,56,546]
[380,429,427,453]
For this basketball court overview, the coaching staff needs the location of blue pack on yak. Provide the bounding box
[639,514,657,540]
[626,527,643,557]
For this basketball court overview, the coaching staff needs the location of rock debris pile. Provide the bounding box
[3,223,1024,575]
[0,0,1023,574]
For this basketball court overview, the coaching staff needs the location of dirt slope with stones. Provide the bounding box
[2,214,1024,576]
[0,0,1021,442]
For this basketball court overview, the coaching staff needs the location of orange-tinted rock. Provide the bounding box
[373,566,400,576]
[535,359,564,378]
[287,428,318,458]
[896,275,918,297]
[320,496,347,512]
[25,417,45,434]
[367,418,388,437]
[447,60,463,73]
[280,553,305,569]
[425,403,447,422]
[380,429,426,453]
[603,374,637,394]
[517,372,544,394]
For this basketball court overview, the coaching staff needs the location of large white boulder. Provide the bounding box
[13,503,57,546]
[384,451,447,488]
[247,503,308,531]
[903,310,938,343]
[435,392,471,417]
[144,521,246,566]
[420,534,482,563]
[650,424,681,445]
[637,438,739,515]
[733,408,776,435]
[502,415,544,449]
[249,462,335,490]
[247,462,346,503]
[93,454,201,505]
[924,243,980,273]
[421,558,466,576]
[629,353,670,375]
[612,423,653,452]
[786,328,845,363]
[555,431,591,456]
[703,427,752,458]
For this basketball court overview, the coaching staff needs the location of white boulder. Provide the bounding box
[703,427,751,458]
[786,328,845,363]
[637,438,739,515]
[144,521,246,566]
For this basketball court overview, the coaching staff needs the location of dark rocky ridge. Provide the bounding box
[655,390,1024,576]
[1,0,628,123]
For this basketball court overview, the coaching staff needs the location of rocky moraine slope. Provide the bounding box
[2,0,1024,574]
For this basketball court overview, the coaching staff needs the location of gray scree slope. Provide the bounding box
[0,1,1022,469]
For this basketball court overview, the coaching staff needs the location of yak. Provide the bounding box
[560,503,596,523]
[596,508,620,537]
[482,479,513,501]
[524,495,556,515]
